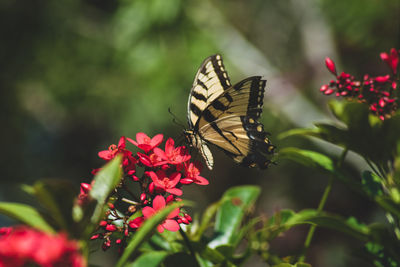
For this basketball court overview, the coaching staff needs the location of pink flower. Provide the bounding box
[127,133,163,153]
[153,138,191,165]
[146,170,182,196]
[142,196,180,233]
[0,226,85,267]
[181,162,209,185]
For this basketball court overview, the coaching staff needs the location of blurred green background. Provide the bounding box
[0,0,399,266]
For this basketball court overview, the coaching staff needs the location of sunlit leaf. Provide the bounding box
[208,185,260,250]
[278,148,334,172]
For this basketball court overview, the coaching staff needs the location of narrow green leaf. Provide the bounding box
[0,202,54,233]
[208,185,260,249]
[126,251,168,267]
[30,179,77,232]
[116,201,191,267]
[193,200,222,241]
[277,128,320,140]
[89,155,123,224]
[278,148,334,172]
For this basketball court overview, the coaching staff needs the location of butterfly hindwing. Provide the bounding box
[188,54,231,128]
[185,55,275,169]
[197,77,274,168]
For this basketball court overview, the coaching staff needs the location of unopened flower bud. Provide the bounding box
[149,182,155,194]
[90,234,100,240]
[99,220,107,227]
[166,195,174,203]
[140,193,147,202]
[106,224,117,232]
[184,214,192,222]
[325,57,337,75]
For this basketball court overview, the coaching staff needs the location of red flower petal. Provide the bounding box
[136,132,150,144]
[166,188,183,196]
[142,206,156,218]
[153,195,166,211]
[194,176,209,185]
[150,134,164,147]
[163,219,180,232]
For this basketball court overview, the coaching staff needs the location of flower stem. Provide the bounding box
[297,148,348,263]
[179,228,195,258]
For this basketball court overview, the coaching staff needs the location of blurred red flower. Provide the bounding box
[0,226,85,267]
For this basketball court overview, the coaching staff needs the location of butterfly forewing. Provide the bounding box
[187,54,231,128]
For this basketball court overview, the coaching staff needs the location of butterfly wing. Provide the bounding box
[187,54,231,129]
[196,76,275,168]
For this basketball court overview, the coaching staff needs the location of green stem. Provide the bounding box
[179,228,195,258]
[297,148,348,263]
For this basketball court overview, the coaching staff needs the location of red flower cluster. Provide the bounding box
[320,48,399,120]
[0,226,85,267]
[79,133,208,251]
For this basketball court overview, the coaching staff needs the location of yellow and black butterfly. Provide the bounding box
[184,54,275,170]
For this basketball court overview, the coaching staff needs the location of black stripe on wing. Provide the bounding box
[210,55,231,90]
[233,76,265,119]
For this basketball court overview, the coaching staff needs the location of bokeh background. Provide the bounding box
[0,0,399,266]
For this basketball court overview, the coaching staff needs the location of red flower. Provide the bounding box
[146,170,182,196]
[127,133,163,153]
[380,48,399,74]
[137,152,167,168]
[98,136,127,161]
[181,162,209,185]
[142,196,180,233]
[153,138,191,165]
[0,226,85,267]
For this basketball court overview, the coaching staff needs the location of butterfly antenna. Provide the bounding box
[168,107,186,129]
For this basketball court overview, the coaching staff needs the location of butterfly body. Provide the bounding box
[185,54,275,170]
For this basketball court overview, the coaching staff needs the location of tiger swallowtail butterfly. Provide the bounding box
[184,54,275,170]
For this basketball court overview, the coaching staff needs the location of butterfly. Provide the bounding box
[184,54,275,170]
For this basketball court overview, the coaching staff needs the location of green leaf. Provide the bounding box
[278,148,334,172]
[89,155,123,224]
[208,185,260,250]
[362,171,384,197]
[116,200,191,267]
[0,202,54,233]
[278,148,364,195]
[192,200,222,241]
[126,251,168,267]
[265,209,370,242]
